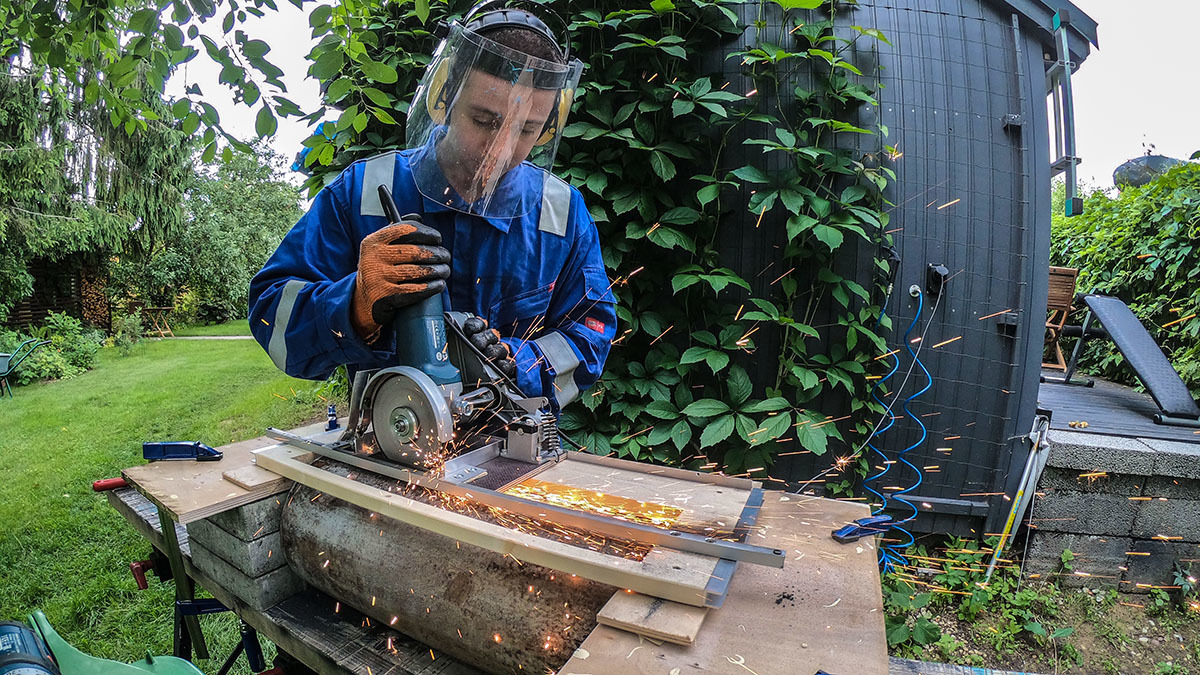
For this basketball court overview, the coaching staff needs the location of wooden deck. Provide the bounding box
[1038,370,1200,444]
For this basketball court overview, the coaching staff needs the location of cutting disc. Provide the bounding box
[365,366,454,468]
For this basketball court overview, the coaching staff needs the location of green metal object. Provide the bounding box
[27,611,204,675]
[0,339,49,399]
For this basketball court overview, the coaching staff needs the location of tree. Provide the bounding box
[180,142,301,322]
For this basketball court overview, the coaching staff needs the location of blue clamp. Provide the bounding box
[326,403,340,431]
[831,514,893,544]
[143,441,223,462]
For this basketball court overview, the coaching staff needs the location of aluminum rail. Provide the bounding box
[265,428,785,568]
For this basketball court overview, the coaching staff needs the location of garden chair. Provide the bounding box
[1043,266,1079,371]
[0,338,49,399]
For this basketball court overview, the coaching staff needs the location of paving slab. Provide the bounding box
[1046,430,1157,474]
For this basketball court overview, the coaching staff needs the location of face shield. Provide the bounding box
[407,23,582,219]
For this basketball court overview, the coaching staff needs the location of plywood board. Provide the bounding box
[597,593,708,645]
[559,492,888,675]
[121,421,337,524]
[528,456,757,535]
[255,445,726,607]
[222,464,288,491]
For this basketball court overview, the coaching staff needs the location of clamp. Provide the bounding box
[831,514,894,544]
[142,441,223,462]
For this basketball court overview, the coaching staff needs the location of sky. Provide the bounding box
[1072,0,1200,188]
[163,0,1200,191]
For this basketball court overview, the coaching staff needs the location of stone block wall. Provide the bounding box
[1024,430,1200,592]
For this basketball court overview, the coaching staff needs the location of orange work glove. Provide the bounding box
[350,214,451,342]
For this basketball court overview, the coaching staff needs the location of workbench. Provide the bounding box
[107,426,888,675]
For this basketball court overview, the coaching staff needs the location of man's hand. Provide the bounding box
[463,316,516,379]
[351,215,451,342]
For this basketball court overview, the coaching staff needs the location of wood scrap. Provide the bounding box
[596,592,708,645]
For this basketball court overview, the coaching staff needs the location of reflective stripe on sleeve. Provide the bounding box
[534,331,581,405]
[538,172,571,237]
[267,280,306,372]
[360,153,397,217]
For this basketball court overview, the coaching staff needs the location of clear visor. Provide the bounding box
[407,24,582,219]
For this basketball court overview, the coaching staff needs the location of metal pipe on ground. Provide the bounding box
[280,469,616,675]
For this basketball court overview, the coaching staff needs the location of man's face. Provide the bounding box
[438,68,558,201]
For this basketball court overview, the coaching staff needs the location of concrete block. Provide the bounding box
[204,495,285,541]
[189,539,304,611]
[1132,497,1200,541]
[1037,466,1144,496]
[1121,539,1200,594]
[1141,438,1200,480]
[1025,531,1129,588]
[1046,430,1157,474]
[1143,475,1200,500]
[1032,490,1136,536]
[186,519,285,577]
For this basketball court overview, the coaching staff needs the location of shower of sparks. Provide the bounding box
[1163,313,1196,328]
[503,478,684,531]
[936,198,960,210]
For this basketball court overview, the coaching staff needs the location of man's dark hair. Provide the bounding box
[479,26,564,65]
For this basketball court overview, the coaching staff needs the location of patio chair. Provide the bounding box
[1043,266,1079,370]
[0,338,49,399]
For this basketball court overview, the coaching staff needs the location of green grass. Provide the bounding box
[171,320,253,337]
[0,339,324,672]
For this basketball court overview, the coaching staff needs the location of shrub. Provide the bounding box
[1051,164,1200,392]
[112,310,145,356]
[1,312,103,385]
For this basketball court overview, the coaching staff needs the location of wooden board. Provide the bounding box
[559,492,888,675]
[597,592,708,645]
[255,445,727,607]
[222,464,288,491]
[121,421,337,524]
[528,454,759,534]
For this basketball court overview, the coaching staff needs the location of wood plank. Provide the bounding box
[559,492,888,675]
[222,464,289,491]
[596,592,708,645]
[255,445,725,607]
[121,421,334,524]
[526,456,756,534]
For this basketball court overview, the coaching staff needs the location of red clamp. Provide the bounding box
[92,477,128,492]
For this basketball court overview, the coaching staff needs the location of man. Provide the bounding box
[248,3,616,415]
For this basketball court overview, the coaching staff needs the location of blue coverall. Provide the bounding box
[248,149,617,413]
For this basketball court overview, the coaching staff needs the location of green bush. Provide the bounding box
[0,312,103,385]
[112,310,145,356]
[1050,165,1200,392]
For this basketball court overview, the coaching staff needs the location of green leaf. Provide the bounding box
[812,224,844,250]
[360,60,398,84]
[325,78,353,102]
[681,399,731,418]
[373,108,398,124]
[254,105,277,137]
[759,411,793,442]
[660,206,699,225]
[311,50,344,80]
[415,0,430,22]
[1023,622,1046,638]
[742,397,790,413]
[697,184,720,207]
[731,165,770,183]
[309,4,332,28]
[885,620,910,647]
[670,419,692,451]
[728,365,752,406]
[644,400,680,420]
[1050,627,1075,640]
[772,0,823,8]
[650,0,675,14]
[912,618,940,645]
[242,39,270,58]
[699,414,735,449]
[795,419,829,455]
[671,99,695,117]
[649,151,676,181]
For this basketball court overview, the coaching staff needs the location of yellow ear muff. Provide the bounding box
[426,59,452,126]
[535,87,573,146]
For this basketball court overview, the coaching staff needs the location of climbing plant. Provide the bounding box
[298,0,895,481]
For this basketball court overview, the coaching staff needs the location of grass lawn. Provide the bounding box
[172,320,253,337]
[0,339,325,673]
